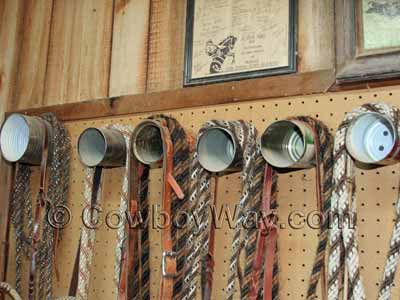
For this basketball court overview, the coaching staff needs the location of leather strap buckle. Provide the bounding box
[162,251,177,278]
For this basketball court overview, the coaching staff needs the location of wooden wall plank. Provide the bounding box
[44,0,114,105]
[79,0,114,100]
[43,0,80,105]
[146,0,186,93]
[297,0,335,72]
[0,0,24,282]
[0,0,23,112]
[109,0,151,97]
[11,0,53,110]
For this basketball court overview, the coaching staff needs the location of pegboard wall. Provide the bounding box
[5,86,400,299]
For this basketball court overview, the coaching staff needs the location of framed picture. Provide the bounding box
[183,0,297,86]
[356,0,400,57]
[336,0,400,83]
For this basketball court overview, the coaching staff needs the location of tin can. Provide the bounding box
[196,126,243,172]
[346,112,400,165]
[0,113,53,165]
[131,120,164,165]
[259,120,315,169]
[78,127,126,167]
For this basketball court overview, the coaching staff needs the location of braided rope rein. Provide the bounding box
[291,116,334,300]
[73,124,134,300]
[111,124,135,297]
[328,102,400,300]
[182,120,265,300]
[8,113,71,300]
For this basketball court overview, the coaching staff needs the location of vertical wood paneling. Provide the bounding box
[0,0,24,282]
[146,0,186,93]
[11,0,54,110]
[79,0,114,101]
[109,0,151,97]
[44,0,114,105]
[297,0,335,72]
[0,0,23,113]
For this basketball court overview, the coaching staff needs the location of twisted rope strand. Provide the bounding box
[328,102,400,300]
[8,114,70,300]
[292,117,334,300]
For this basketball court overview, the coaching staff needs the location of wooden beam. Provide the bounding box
[11,69,335,121]
[329,77,400,93]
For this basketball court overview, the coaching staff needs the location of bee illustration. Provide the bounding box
[205,35,237,74]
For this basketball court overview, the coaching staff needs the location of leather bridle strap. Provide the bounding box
[159,121,181,300]
[249,164,277,300]
[68,235,81,297]
[74,165,103,300]
[28,120,49,300]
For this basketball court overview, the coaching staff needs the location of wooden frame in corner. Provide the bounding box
[335,0,400,84]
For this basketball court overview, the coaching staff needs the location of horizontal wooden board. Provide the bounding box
[11,69,336,120]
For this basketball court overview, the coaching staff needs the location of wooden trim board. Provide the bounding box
[10,69,335,120]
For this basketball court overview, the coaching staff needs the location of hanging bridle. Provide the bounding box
[250,116,333,300]
[119,115,191,300]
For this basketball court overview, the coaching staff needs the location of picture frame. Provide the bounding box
[336,0,400,83]
[183,0,297,86]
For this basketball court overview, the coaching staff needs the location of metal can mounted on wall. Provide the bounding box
[259,120,315,169]
[345,112,400,165]
[77,127,126,167]
[0,113,53,165]
[196,126,242,172]
[131,120,164,165]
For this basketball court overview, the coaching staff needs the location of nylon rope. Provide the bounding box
[328,102,400,300]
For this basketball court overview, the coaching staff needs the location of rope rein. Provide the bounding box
[328,102,400,300]
[7,113,71,300]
